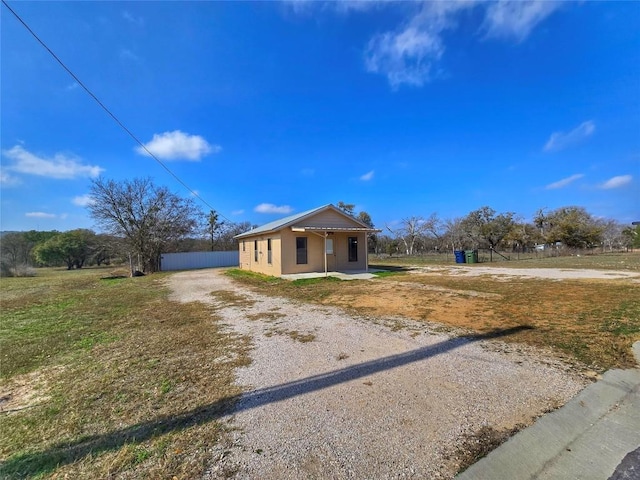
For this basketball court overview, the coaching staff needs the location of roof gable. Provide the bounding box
[234,204,370,239]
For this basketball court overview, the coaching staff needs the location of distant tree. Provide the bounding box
[621,225,640,250]
[205,210,224,251]
[1,232,31,272]
[386,215,438,255]
[337,201,356,216]
[599,219,625,252]
[503,220,541,252]
[88,177,201,273]
[461,206,516,252]
[442,217,467,251]
[33,229,95,269]
[536,206,603,249]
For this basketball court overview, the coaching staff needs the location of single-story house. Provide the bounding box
[234,204,380,277]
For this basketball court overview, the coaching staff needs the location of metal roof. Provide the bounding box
[234,204,374,239]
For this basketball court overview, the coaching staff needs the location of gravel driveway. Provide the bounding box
[167,269,587,479]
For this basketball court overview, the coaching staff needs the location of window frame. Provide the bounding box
[296,237,308,265]
[348,236,358,262]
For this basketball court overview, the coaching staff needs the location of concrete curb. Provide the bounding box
[456,341,640,480]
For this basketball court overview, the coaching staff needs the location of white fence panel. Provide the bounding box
[160,251,239,271]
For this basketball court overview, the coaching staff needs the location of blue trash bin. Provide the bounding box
[454,250,466,263]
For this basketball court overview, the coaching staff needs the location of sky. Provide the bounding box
[1,0,639,233]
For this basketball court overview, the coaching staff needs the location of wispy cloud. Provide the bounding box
[73,194,96,207]
[0,170,22,186]
[136,130,220,161]
[122,10,144,27]
[360,170,375,181]
[232,209,245,216]
[301,168,315,177]
[600,175,632,189]
[26,212,57,219]
[482,1,561,42]
[120,49,140,61]
[2,145,104,179]
[254,203,293,214]
[543,121,595,152]
[545,173,584,190]
[362,1,561,89]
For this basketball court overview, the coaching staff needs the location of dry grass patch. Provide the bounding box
[209,290,256,308]
[0,268,250,479]
[225,266,638,371]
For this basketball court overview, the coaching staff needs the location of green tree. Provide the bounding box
[33,230,95,269]
[461,206,516,251]
[537,206,603,249]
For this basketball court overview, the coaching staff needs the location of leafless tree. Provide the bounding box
[386,214,440,255]
[88,177,201,273]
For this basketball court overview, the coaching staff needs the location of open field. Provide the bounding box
[372,251,640,271]
[228,253,640,371]
[0,268,250,479]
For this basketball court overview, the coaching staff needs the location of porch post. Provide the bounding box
[324,232,328,277]
[365,232,369,272]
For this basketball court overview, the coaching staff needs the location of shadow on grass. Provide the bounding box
[0,325,533,477]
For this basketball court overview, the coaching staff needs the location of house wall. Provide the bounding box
[238,234,282,276]
[238,207,369,276]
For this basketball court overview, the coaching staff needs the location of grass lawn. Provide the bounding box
[0,267,250,479]
[227,253,640,371]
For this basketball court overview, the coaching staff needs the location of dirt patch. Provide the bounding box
[0,366,62,415]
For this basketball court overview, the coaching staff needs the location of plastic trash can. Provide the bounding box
[454,250,466,263]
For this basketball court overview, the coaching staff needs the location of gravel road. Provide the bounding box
[167,269,588,479]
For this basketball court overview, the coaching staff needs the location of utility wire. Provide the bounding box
[2,0,231,223]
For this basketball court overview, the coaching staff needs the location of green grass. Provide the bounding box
[0,267,250,479]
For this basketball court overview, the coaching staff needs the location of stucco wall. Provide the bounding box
[238,235,282,276]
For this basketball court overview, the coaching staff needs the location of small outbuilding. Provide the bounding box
[234,204,380,277]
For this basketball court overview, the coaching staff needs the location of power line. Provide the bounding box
[1,0,231,223]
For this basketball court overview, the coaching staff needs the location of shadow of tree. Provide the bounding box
[0,325,533,476]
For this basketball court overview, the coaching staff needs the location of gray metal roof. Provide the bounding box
[234,204,371,239]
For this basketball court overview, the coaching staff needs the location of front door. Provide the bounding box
[325,237,336,271]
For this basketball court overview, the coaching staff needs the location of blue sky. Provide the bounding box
[2,1,639,233]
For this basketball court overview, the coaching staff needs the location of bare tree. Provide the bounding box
[88,177,201,273]
[386,215,439,255]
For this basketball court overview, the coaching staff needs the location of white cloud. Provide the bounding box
[254,203,294,214]
[600,175,632,189]
[543,121,595,152]
[0,170,22,186]
[73,194,96,207]
[136,130,220,161]
[2,145,104,179]
[545,173,584,190]
[232,209,245,216]
[26,212,57,219]
[482,1,561,42]
[364,2,459,89]
[120,49,140,61]
[362,1,560,88]
[360,170,375,181]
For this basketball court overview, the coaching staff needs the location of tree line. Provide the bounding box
[372,206,639,257]
[1,177,638,276]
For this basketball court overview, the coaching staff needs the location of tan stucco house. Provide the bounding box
[234,204,379,277]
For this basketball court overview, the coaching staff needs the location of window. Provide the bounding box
[326,238,334,254]
[296,237,307,264]
[267,238,272,264]
[242,241,245,252]
[254,240,258,262]
[348,237,358,262]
